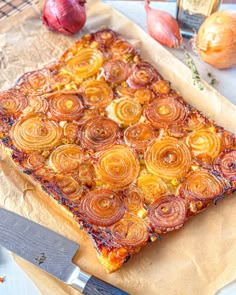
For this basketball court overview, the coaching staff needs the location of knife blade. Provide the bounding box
[0,208,129,295]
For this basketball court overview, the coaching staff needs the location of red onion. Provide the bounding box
[42,0,86,35]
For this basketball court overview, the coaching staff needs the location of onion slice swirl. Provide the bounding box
[80,116,120,151]
[145,97,188,128]
[111,213,149,248]
[102,60,130,84]
[49,144,84,174]
[111,40,135,59]
[0,89,28,117]
[48,93,84,121]
[94,29,118,47]
[52,175,82,200]
[11,115,62,152]
[179,170,226,201]
[80,188,125,227]
[123,188,144,212]
[96,145,140,188]
[80,80,113,108]
[214,150,236,182]
[144,137,191,180]
[66,48,104,79]
[148,195,187,232]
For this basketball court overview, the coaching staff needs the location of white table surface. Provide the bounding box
[0,1,235,295]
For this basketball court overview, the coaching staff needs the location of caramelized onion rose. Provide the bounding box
[179,170,226,201]
[80,80,113,108]
[66,48,103,79]
[49,144,84,174]
[111,214,149,247]
[48,93,84,121]
[134,88,154,104]
[80,188,125,226]
[144,137,191,180]
[94,29,117,47]
[11,115,62,152]
[0,89,28,117]
[53,175,81,200]
[102,60,130,84]
[23,152,45,170]
[111,40,135,58]
[123,188,144,212]
[96,145,140,188]
[80,116,120,151]
[148,195,187,232]
[214,150,236,182]
[145,97,188,128]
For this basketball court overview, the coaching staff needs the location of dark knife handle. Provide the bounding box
[83,275,130,295]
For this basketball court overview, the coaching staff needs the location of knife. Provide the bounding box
[0,208,129,295]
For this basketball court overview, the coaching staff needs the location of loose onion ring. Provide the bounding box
[53,175,81,200]
[96,145,140,188]
[144,137,191,180]
[102,60,130,84]
[123,188,144,212]
[66,48,104,79]
[186,129,221,159]
[80,188,125,227]
[0,89,28,117]
[11,115,62,152]
[111,213,149,248]
[48,93,84,121]
[111,98,142,125]
[127,62,160,89]
[80,116,120,151]
[214,150,236,182]
[124,122,155,152]
[145,97,188,128]
[49,144,84,174]
[80,80,113,108]
[148,195,187,232]
[179,170,226,201]
[137,174,168,204]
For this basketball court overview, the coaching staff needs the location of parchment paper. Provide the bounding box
[0,1,236,295]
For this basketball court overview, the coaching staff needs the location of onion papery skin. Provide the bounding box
[214,150,236,182]
[186,129,221,160]
[0,89,28,117]
[124,122,155,152]
[148,195,187,232]
[127,62,160,89]
[80,188,125,227]
[111,98,142,126]
[123,188,144,212]
[80,80,113,108]
[96,145,140,189]
[11,115,62,152]
[80,116,120,151]
[52,174,82,200]
[179,170,227,201]
[66,48,104,79]
[48,92,84,121]
[94,29,118,47]
[145,96,188,128]
[137,174,168,204]
[111,213,149,247]
[144,137,192,180]
[49,144,84,174]
[111,40,136,59]
[102,60,130,84]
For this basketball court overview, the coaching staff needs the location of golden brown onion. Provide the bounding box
[145,97,188,128]
[23,152,45,170]
[48,93,84,121]
[63,122,80,141]
[26,96,49,114]
[96,145,140,188]
[144,137,191,180]
[137,174,168,204]
[186,129,221,159]
[94,29,117,47]
[123,188,144,212]
[80,80,113,108]
[11,115,62,152]
[50,71,72,90]
[111,40,135,59]
[111,213,149,247]
[179,170,226,201]
[102,60,130,84]
[49,144,84,174]
[53,175,82,200]
[80,116,120,151]
[124,122,155,152]
[187,110,209,131]
[80,188,125,226]
[0,89,28,117]
[66,48,103,79]
[148,195,187,232]
[115,86,136,99]
[214,150,236,182]
[152,80,171,95]
[134,88,154,104]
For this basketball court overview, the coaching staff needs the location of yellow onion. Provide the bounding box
[123,188,144,213]
[196,10,236,69]
[214,149,236,182]
[0,89,28,117]
[11,115,62,152]
[152,80,171,95]
[80,188,125,226]
[63,122,80,141]
[96,145,140,188]
[52,174,82,200]
[144,137,191,180]
[111,213,149,247]
[134,88,154,104]
[49,144,84,174]
[115,86,136,99]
